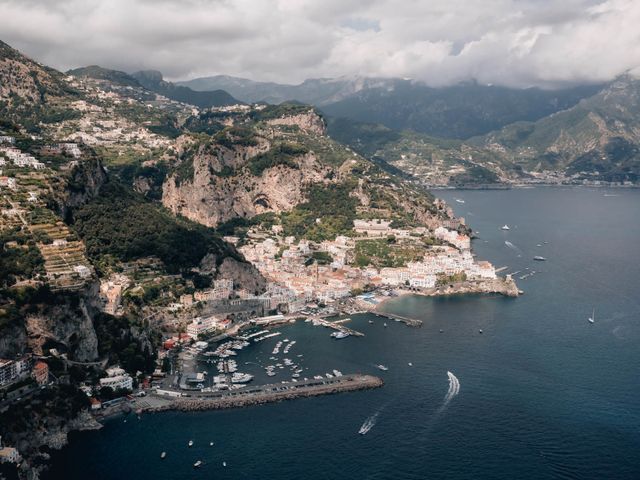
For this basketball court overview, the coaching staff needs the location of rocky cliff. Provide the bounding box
[162,111,335,227]
[50,156,108,221]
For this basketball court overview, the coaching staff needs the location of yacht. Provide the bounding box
[160,452,167,459]
[501,225,510,230]
[408,362,413,367]
[377,364,389,371]
[210,442,214,446]
[533,256,546,261]
[333,369,343,377]
[231,373,254,383]
[455,198,465,204]
[193,461,202,468]
[588,309,595,324]
[331,331,349,339]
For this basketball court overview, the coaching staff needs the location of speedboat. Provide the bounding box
[160,452,167,459]
[383,323,388,328]
[533,256,546,261]
[408,362,413,366]
[194,460,202,468]
[501,225,510,230]
[188,440,194,447]
[588,308,595,324]
[377,364,389,371]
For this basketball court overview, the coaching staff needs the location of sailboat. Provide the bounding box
[588,309,595,324]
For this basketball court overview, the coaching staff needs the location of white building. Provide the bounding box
[99,366,133,391]
[409,274,437,289]
[434,227,471,251]
[353,219,392,236]
[187,315,225,338]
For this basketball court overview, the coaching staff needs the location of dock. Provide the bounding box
[143,374,383,412]
[373,312,423,327]
[311,317,365,336]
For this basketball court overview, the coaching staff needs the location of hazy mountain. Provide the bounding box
[331,76,640,184]
[472,75,640,182]
[179,74,602,139]
[177,74,400,106]
[322,80,603,139]
[131,70,239,108]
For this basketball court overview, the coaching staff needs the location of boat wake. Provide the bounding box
[504,241,522,256]
[437,371,460,414]
[358,406,385,435]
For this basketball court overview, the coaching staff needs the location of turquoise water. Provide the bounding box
[46,187,640,479]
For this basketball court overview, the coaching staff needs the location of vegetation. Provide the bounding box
[93,312,158,374]
[0,228,45,289]
[311,251,333,265]
[436,272,467,286]
[214,126,259,148]
[70,182,238,273]
[281,182,358,241]
[248,142,308,176]
[354,238,424,268]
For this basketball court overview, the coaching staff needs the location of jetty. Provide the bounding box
[311,317,365,336]
[141,374,382,412]
[374,312,423,327]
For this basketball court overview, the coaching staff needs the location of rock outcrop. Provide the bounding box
[162,143,331,227]
[266,109,326,136]
[199,254,266,294]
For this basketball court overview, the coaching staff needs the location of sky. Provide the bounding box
[1,0,640,88]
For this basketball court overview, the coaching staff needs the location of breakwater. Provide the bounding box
[143,374,383,413]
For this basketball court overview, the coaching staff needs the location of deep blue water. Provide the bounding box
[46,187,640,480]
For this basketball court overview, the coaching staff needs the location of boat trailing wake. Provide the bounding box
[358,406,386,435]
[504,241,522,256]
[437,371,460,414]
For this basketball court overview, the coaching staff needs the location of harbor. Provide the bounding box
[139,374,383,412]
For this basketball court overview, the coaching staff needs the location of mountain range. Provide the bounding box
[178,74,602,139]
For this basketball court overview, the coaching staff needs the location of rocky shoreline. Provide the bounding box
[375,276,520,309]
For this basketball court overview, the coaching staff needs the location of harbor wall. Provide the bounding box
[143,374,383,413]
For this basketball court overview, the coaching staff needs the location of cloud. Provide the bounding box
[1,0,639,87]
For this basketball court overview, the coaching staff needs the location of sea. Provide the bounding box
[46,187,640,480]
